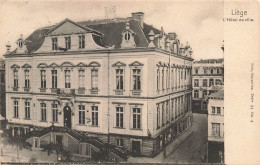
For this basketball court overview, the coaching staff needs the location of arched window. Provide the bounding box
[125,31,130,41]
[210,68,214,74]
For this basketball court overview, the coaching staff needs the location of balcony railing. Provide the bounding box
[78,88,85,94]
[132,90,141,96]
[90,88,98,95]
[115,89,123,95]
[57,88,75,95]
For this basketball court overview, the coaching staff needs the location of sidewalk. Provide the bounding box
[127,122,198,163]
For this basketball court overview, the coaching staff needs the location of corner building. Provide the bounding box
[192,59,224,112]
[4,12,193,157]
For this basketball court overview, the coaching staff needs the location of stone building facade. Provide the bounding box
[4,12,193,157]
[192,59,224,111]
[207,88,224,163]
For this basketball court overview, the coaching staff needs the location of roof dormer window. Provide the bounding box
[18,40,23,48]
[125,31,130,41]
[52,38,58,50]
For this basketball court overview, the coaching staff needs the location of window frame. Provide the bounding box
[51,70,58,89]
[132,107,141,129]
[65,69,71,88]
[14,100,19,118]
[116,106,124,128]
[115,69,124,90]
[91,69,98,89]
[52,38,58,50]
[40,70,46,88]
[40,103,47,122]
[65,36,71,50]
[91,106,98,126]
[52,103,58,122]
[25,101,30,119]
[79,105,86,125]
[78,35,85,49]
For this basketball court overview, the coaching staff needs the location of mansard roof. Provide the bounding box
[14,17,162,54]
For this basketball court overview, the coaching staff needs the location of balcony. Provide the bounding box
[57,88,75,96]
[51,88,57,94]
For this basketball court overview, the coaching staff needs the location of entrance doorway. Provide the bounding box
[132,140,141,156]
[63,105,72,128]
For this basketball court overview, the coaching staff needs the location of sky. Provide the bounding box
[0,0,224,60]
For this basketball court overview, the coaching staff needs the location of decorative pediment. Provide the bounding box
[22,63,32,69]
[129,61,144,67]
[88,62,101,67]
[45,18,103,36]
[49,63,59,68]
[60,62,74,67]
[37,63,48,68]
[120,22,136,48]
[10,64,20,69]
[76,62,87,67]
[112,61,126,67]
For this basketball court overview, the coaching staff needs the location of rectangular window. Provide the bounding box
[92,106,98,126]
[65,36,71,50]
[116,139,124,147]
[41,103,47,121]
[203,90,207,98]
[40,70,46,88]
[78,70,85,88]
[162,103,165,125]
[166,101,169,123]
[194,90,199,98]
[14,101,19,118]
[65,70,71,88]
[24,70,30,88]
[51,70,57,88]
[217,107,221,115]
[195,68,198,74]
[133,69,141,90]
[204,69,207,74]
[79,105,85,125]
[116,107,124,128]
[133,108,141,129]
[116,69,124,90]
[79,35,85,49]
[162,69,164,90]
[91,69,98,89]
[203,79,207,87]
[212,107,215,114]
[212,123,220,137]
[52,38,58,50]
[25,101,30,119]
[13,70,18,87]
[166,69,169,89]
[194,79,199,87]
[157,69,160,90]
[157,105,160,128]
[52,104,58,122]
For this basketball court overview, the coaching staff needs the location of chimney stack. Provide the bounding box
[132,12,144,29]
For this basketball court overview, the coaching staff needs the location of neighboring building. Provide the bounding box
[192,59,224,111]
[4,12,194,157]
[0,59,6,128]
[207,88,224,163]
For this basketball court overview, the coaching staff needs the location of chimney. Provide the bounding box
[132,12,144,29]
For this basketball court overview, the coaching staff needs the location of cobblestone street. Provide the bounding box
[163,113,208,163]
